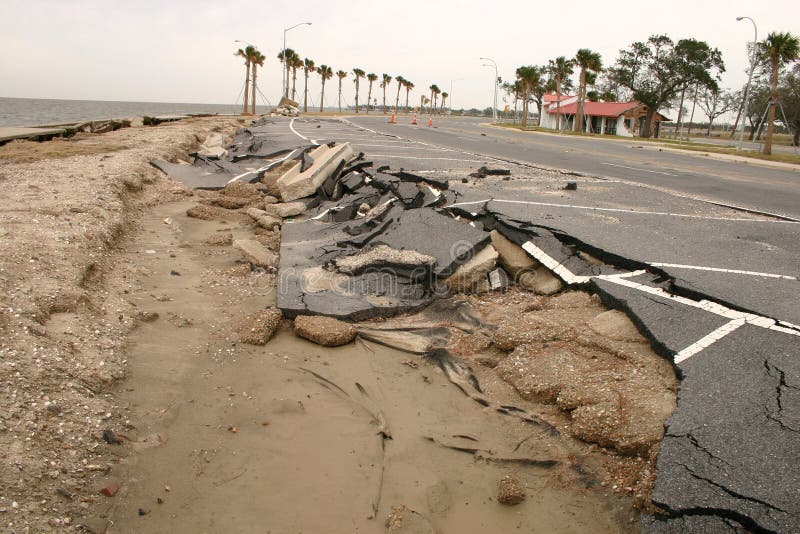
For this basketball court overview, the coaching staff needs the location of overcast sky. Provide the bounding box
[1,0,797,111]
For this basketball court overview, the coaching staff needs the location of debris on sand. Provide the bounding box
[385,504,436,533]
[497,475,526,505]
[293,315,357,347]
[234,308,282,345]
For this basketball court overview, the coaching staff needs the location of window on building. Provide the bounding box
[605,119,617,135]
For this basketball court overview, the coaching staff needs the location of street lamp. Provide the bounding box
[449,78,463,113]
[282,22,312,99]
[480,57,498,122]
[736,16,758,151]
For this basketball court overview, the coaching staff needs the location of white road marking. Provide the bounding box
[447,198,782,223]
[648,262,799,281]
[366,155,484,162]
[348,144,454,151]
[521,241,592,285]
[289,118,318,145]
[674,319,747,364]
[601,162,678,176]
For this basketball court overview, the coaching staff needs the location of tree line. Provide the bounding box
[505,32,798,152]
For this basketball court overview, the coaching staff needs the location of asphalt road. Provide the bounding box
[348,115,800,221]
[288,116,800,532]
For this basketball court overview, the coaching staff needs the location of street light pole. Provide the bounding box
[736,16,758,151]
[480,57,498,122]
[282,22,312,99]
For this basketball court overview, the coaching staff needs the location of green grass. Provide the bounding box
[493,123,799,165]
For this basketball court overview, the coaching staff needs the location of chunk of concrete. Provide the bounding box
[246,208,282,230]
[277,143,355,202]
[293,315,357,347]
[445,245,498,293]
[333,245,436,277]
[517,267,564,295]
[490,229,537,276]
[263,201,306,218]
[233,239,279,269]
[488,267,509,291]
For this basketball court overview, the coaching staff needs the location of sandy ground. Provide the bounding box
[0,117,676,533]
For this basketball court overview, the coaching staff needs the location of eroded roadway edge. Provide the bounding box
[288,117,800,533]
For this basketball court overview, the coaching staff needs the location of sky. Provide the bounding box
[1,0,797,112]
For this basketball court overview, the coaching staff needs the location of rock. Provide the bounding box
[385,505,436,533]
[137,311,160,322]
[517,267,564,295]
[233,239,279,269]
[588,310,644,342]
[204,232,233,246]
[206,196,253,209]
[186,204,233,221]
[488,266,509,291]
[293,315,357,347]
[246,208,281,230]
[497,475,525,505]
[445,245,498,293]
[263,201,306,218]
[234,308,282,345]
[263,195,279,205]
[490,230,537,277]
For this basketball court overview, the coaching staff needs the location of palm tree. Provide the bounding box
[394,76,405,112]
[302,58,316,113]
[404,81,414,113]
[516,66,545,129]
[318,65,333,112]
[760,31,800,155]
[249,49,265,115]
[429,85,441,114]
[276,48,296,99]
[365,73,378,113]
[574,49,603,132]
[352,68,365,112]
[381,74,392,113]
[290,54,303,101]
[548,56,575,130]
[235,45,256,114]
[336,70,347,113]
[440,92,449,113]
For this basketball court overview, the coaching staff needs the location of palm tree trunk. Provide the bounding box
[521,90,529,129]
[355,81,360,113]
[575,69,586,132]
[382,86,387,113]
[250,63,257,115]
[366,83,373,114]
[303,72,309,113]
[291,68,298,101]
[243,60,251,114]
[320,80,326,113]
[763,59,779,155]
[338,79,342,113]
[285,65,291,99]
[395,86,401,113]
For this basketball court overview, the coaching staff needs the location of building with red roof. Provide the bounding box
[538,93,669,137]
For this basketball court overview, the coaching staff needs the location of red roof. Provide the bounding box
[543,92,573,103]
[547,101,639,117]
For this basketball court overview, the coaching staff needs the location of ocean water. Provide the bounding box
[0,97,245,127]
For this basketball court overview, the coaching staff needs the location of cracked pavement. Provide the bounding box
[284,116,800,532]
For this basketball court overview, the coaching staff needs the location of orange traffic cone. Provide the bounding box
[411,112,417,125]
[428,116,433,127]
[389,113,396,124]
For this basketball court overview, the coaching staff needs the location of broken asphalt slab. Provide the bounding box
[649,324,800,533]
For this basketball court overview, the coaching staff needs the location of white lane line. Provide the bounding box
[349,144,454,151]
[512,241,799,364]
[674,319,747,364]
[289,118,318,145]
[366,155,485,162]
[648,262,799,281]
[448,198,781,223]
[521,241,592,285]
[602,162,678,176]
